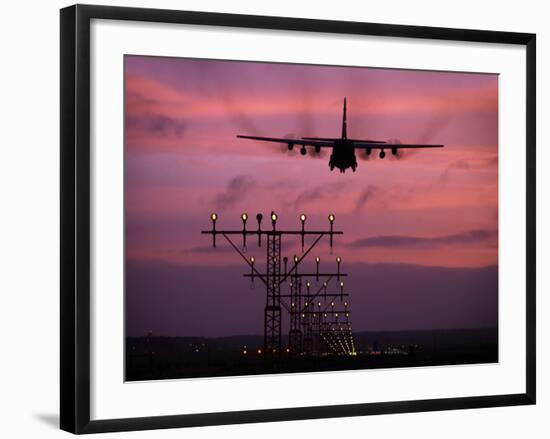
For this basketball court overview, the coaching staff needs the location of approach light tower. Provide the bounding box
[202,212,347,361]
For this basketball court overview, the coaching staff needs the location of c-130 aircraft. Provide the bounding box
[237,98,444,173]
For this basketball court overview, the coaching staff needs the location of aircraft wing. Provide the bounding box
[353,142,444,149]
[237,135,335,147]
[302,137,387,144]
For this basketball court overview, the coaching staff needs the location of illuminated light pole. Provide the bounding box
[300,213,307,251]
[315,256,320,282]
[250,256,255,280]
[241,213,248,250]
[210,213,218,247]
[323,281,328,299]
[340,281,345,301]
[336,256,342,281]
[256,213,263,247]
[271,211,278,232]
[283,256,288,278]
[328,214,335,249]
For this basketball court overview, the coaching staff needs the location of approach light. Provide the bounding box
[210,213,219,247]
[300,214,307,223]
[336,257,341,263]
[250,256,255,264]
[315,256,320,280]
[241,213,248,222]
[328,214,335,223]
[294,255,299,263]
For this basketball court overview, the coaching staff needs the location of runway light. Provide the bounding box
[210,213,218,247]
[241,213,249,248]
[299,214,307,250]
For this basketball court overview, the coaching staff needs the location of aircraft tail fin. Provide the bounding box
[341,97,347,139]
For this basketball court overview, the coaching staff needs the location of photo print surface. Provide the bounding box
[124,55,498,381]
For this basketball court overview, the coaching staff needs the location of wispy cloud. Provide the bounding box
[126,114,186,138]
[355,185,381,212]
[347,229,497,249]
[213,175,256,211]
[287,182,348,209]
[188,245,235,254]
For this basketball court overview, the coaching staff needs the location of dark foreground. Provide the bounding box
[126,328,498,381]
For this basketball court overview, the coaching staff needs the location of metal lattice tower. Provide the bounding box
[202,211,356,361]
[265,232,282,357]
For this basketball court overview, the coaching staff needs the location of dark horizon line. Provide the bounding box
[126,326,498,340]
[127,257,499,272]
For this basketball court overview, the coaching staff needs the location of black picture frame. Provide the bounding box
[60,4,536,434]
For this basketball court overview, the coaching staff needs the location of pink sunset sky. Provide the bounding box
[125,55,498,270]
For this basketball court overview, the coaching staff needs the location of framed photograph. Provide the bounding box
[60,4,536,434]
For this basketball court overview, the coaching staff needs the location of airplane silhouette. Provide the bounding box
[237,98,444,173]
